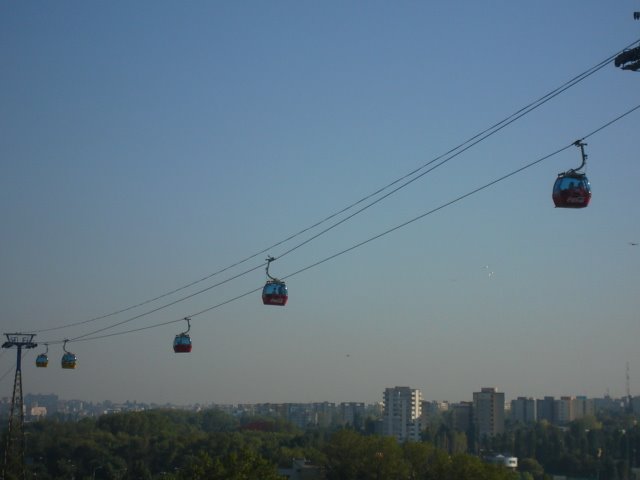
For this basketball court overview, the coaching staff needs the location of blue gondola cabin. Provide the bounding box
[61,352,77,369]
[173,333,192,353]
[36,354,49,368]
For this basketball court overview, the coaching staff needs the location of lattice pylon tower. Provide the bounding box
[2,333,37,480]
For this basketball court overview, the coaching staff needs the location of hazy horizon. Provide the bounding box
[14,386,635,409]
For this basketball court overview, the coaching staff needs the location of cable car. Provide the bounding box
[61,340,77,369]
[36,354,49,368]
[36,344,49,368]
[552,140,591,209]
[173,317,193,353]
[262,280,288,306]
[262,256,288,306]
[614,45,640,71]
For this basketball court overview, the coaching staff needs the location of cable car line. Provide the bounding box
[39,102,640,349]
[251,44,626,264]
[30,262,268,335]
[40,85,554,340]
[578,102,640,138]
[282,104,640,280]
[55,261,266,343]
[39,146,577,344]
[44,318,186,345]
[280,147,577,281]
[23,40,640,340]
[34,55,640,344]
[56,288,261,344]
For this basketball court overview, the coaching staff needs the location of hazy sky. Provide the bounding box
[1,1,639,406]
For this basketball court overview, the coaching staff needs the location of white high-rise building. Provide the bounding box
[555,396,575,424]
[382,386,422,442]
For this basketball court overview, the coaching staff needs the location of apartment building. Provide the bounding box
[511,397,536,424]
[382,386,422,442]
[473,387,505,440]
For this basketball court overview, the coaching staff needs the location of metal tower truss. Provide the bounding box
[2,333,37,480]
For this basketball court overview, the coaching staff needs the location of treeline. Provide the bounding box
[425,412,640,480]
[4,409,518,480]
[487,415,640,480]
[4,408,640,479]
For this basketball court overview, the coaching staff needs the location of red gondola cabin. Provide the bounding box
[262,280,288,306]
[552,172,591,208]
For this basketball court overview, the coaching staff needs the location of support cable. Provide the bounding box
[27,39,639,336]
[45,102,640,346]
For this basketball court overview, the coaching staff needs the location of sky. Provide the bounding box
[1,1,639,407]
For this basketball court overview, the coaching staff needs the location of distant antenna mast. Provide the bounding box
[626,361,632,403]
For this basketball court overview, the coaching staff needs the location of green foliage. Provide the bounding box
[446,454,516,480]
[517,458,544,480]
[483,415,640,480]
[178,448,283,479]
[322,428,517,480]
[11,408,640,480]
[11,409,527,480]
[18,409,278,479]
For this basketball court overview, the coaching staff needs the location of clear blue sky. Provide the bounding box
[1,1,639,406]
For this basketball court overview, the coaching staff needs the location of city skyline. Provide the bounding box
[6,382,638,409]
[8,386,639,439]
[1,1,639,406]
